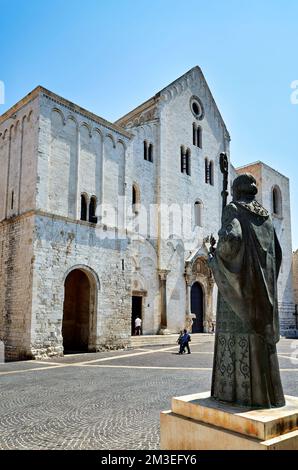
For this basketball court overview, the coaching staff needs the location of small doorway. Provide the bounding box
[62,269,91,353]
[131,295,142,335]
[191,282,204,333]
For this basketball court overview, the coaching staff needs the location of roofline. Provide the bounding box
[236,160,289,180]
[115,66,230,138]
[115,94,160,125]
[0,86,132,139]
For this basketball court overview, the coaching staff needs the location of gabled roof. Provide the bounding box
[115,66,230,138]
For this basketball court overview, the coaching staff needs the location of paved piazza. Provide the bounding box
[0,336,297,450]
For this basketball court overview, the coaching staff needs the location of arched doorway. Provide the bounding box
[62,269,93,352]
[191,282,204,333]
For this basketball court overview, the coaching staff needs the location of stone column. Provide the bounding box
[158,269,169,334]
[186,280,192,315]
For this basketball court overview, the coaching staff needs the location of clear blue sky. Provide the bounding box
[1,0,297,248]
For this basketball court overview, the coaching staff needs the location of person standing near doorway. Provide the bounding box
[135,316,142,335]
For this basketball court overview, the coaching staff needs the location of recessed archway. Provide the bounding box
[62,267,98,353]
[191,282,204,333]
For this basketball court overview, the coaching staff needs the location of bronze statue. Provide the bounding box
[209,173,285,408]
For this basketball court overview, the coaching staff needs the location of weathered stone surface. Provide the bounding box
[161,391,298,450]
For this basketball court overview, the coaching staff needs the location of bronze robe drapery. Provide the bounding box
[209,200,285,408]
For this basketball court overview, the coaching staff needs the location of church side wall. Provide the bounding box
[0,214,34,360]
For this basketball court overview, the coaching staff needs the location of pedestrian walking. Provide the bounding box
[178,329,191,354]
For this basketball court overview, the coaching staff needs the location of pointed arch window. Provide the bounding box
[80,194,87,221]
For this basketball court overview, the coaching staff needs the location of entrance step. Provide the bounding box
[130,333,214,348]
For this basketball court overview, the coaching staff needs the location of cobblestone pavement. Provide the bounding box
[0,337,297,450]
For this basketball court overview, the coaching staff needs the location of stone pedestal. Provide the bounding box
[160,391,298,450]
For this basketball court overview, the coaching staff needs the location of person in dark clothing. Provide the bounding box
[178,329,191,354]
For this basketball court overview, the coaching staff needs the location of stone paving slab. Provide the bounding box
[0,337,297,450]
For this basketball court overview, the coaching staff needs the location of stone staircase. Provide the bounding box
[130,333,214,348]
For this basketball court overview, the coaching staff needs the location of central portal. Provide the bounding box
[191,282,204,333]
[62,269,91,352]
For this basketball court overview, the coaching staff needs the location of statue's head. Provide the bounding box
[232,173,258,201]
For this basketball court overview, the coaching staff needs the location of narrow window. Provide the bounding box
[205,158,209,184]
[193,123,197,146]
[148,143,153,162]
[181,146,185,173]
[80,194,87,221]
[272,186,282,216]
[89,196,98,223]
[186,148,191,176]
[194,201,202,227]
[11,190,14,210]
[197,126,202,149]
[144,141,148,160]
[132,184,139,213]
[209,161,214,185]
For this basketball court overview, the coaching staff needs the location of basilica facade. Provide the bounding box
[0,67,295,360]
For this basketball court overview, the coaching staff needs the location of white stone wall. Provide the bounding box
[156,68,230,329]
[31,214,132,358]
[0,98,38,221]
[0,214,34,360]
[37,93,129,223]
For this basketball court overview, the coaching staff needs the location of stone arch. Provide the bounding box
[80,122,92,137]
[62,265,99,353]
[185,254,214,332]
[191,281,204,333]
[51,107,66,125]
[105,133,116,148]
[26,110,33,122]
[66,114,79,129]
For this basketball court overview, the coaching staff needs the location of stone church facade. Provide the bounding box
[0,66,295,360]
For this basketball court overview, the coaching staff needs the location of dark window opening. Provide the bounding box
[144,141,148,160]
[148,143,153,162]
[89,196,97,224]
[193,123,196,145]
[186,149,191,176]
[11,191,14,210]
[209,161,214,185]
[197,126,202,148]
[80,194,87,221]
[192,102,199,115]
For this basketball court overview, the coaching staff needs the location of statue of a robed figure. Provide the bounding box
[209,172,285,408]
